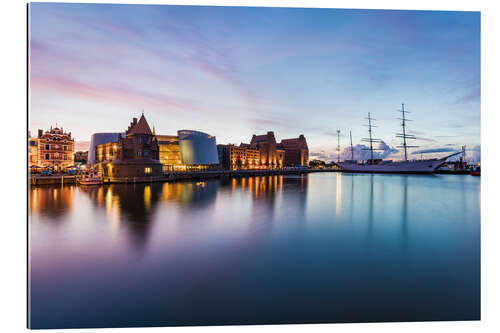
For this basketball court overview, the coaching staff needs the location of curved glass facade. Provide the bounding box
[88,133,122,165]
[177,130,219,165]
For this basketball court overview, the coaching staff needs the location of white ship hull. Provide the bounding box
[339,157,451,174]
[78,178,103,186]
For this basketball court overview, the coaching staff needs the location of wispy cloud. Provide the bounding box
[31,75,198,111]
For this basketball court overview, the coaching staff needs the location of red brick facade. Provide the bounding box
[278,134,309,167]
[95,114,162,178]
[37,127,75,171]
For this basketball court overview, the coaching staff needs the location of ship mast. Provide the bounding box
[337,129,341,163]
[350,130,354,161]
[361,112,383,164]
[396,103,418,161]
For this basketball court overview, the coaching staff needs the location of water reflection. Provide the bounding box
[29,174,480,328]
[29,186,74,221]
[401,176,408,251]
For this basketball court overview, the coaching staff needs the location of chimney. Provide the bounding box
[38,129,43,138]
[133,117,138,125]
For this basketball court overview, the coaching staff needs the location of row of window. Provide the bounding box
[44,137,70,143]
[42,144,72,151]
[44,154,71,160]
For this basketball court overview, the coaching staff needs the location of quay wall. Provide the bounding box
[31,176,77,186]
[99,168,339,184]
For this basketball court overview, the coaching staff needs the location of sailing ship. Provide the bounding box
[338,104,462,174]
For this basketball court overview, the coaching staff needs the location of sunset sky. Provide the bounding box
[29,3,480,161]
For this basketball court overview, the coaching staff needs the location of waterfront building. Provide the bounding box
[94,114,162,178]
[88,133,122,165]
[155,130,219,172]
[217,143,261,170]
[175,130,219,170]
[156,135,183,172]
[36,126,75,171]
[74,151,88,164]
[28,135,39,168]
[217,131,308,170]
[250,131,285,169]
[278,135,309,167]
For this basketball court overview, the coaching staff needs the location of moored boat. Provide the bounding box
[339,153,461,174]
[78,169,103,186]
[470,166,481,176]
[337,104,464,174]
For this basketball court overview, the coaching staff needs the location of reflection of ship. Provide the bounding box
[338,104,462,174]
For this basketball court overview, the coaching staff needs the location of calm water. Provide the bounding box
[28,173,480,328]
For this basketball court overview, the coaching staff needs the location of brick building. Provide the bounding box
[94,114,162,179]
[278,134,309,167]
[74,151,88,164]
[250,131,285,169]
[28,135,39,167]
[217,143,261,170]
[35,126,75,171]
[218,131,309,170]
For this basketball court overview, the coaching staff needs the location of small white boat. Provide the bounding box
[78,169,103,186]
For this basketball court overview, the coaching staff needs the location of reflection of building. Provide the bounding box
[36,126,75,171]
[94,114,162,178]
[29,186,74,218]
[88,133,122,165]
[278,135,309,167]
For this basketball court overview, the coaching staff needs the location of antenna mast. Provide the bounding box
[337,130,341,163]
[361,112,383,164]
[350,130,354,161]
[396,103,418,161]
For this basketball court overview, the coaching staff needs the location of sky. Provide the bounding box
[29,3,481,161]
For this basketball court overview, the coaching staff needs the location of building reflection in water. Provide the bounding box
[29,185,74,221]
[80,181,219,249]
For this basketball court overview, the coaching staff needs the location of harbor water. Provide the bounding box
[29,173,480,328]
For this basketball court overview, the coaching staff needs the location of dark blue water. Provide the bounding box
[28,173,480,328]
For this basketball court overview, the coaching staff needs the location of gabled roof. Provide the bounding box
[128,114,153,135]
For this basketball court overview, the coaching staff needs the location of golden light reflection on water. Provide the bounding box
[144,185,151,211]
[29,185,74,217]
[104,187,121,231]
[29,175,293,225]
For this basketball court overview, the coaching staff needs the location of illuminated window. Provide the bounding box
[145,167,152,174]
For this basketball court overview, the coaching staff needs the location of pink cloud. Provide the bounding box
[31,75,198,111]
